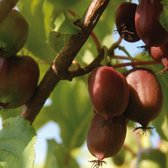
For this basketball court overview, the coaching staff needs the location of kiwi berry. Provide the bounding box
[88,66,129,120]
[0,9,28,57]
[0,55,39,109]
[115,2,140,42]
[124,68,162,130]
[87,113,127,161]
[135,0,168,47]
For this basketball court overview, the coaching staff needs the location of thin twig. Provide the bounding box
[91,31,102,51]
[70,48,104,78]
[68,9,102,51]
[113,60,160,69]
[112,55,136,61]
[108,37,122,55]
[118,45,133,58]
[70,59,160,78]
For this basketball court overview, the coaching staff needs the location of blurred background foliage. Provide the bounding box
[0,0,168,167]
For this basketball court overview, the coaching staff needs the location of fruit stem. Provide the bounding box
[108,37,122,55]
[113,60,160,69]
[68,9,77,17]
[68,9,102,52]
[70,48,105,78]
[108,38,134,62]
[112,55,137,61]
[91,31,102,52]
[66,54,159,78]
[118,45,133,59]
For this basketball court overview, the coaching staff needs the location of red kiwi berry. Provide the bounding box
[148,42,168,72]
[135,0,168,47]
[87,113,127,167]
[0,9,28,57]
[124,68,162,132]
[88,66,129,120]
[0,55,39,109]
[115,2,140,42]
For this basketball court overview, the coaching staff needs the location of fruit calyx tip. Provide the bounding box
[133,126,154,135]
[0,102,9,110]
[89,159,106,168]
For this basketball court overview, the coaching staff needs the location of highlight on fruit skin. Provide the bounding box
[124,68,163,130]
[135,0,168,47]
[115,2,140,42]
[0,9,28,57]
[87,113,127,161]
[88,66,129,120]
[0,55,39,109]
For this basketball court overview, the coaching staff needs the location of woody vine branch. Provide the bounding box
[21,0,110,123]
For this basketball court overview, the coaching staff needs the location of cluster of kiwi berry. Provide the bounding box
[86,0,164,165]
[0,9,39,109]
[86,66,162,165]
[115,0,168,71]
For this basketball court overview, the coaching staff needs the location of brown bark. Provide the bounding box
[21,0,110,123]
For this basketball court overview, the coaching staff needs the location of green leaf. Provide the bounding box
[44,139,79,168]
[137,148,167,168]
[0,116,36,168]
[48,12,80,52]
[112,148,126,166]
[34,78,92,149]
[147,64,168,140]
[48,31,71,53]
[0,108,21,120]
[152,71,168,140]
[50,79,92,149]
[18,0,57,62]
[42,0,61,34]
[46,0,81,9]
[160,0,168,31]
[54,12,80,34]
[18,0,81,62]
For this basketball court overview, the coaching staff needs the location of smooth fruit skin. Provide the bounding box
[87,113,127,160]
[135,0,168,47]
[88,66,129,120]
[148,45,167,61]
[148,42,168,70]
[115,2,140,42]
[0,55,39,108]
[124,68,162,127]
[0,9,28,57]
